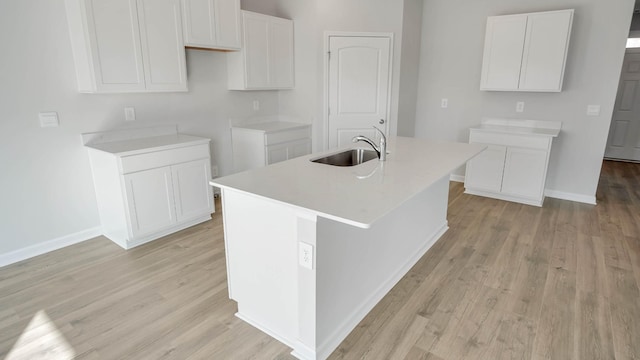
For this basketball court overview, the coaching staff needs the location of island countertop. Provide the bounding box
[211,136,485,228]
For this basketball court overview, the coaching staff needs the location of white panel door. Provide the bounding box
[243,12,270,88]
[464,145,507,192]
[480,14,527,90]
[171,159,214,222]
[501,147,547,199]
[605,49,640,162]
[214,0,241,49]
[519,11,573,91]
[124,167,176,238]
[137,0,188,91]
[181,0,217,47]
[328,36,391,149]
[86,0,146,91]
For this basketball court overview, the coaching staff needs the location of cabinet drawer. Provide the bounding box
[120,143,210,174]
[264,127,311,145]
[470,130,551,150]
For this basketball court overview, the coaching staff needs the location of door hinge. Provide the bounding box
[328,51,331,60]
[328,107,331,115]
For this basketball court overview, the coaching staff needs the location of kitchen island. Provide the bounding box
[210,137,485,360]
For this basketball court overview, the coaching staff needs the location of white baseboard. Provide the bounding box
[0,227,102,268]
[449,174,465,183]
[544,189,597,205]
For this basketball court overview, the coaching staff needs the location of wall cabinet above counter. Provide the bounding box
[480,9,574,92]
[181,0,241,50]
[227,11,295,90]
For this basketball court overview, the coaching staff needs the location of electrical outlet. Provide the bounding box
[39,112,59,127]
[253,100,260,111]
[587,105,601,116]
[299,242,313,270]
[211,165,219,177]
[516,101,525,113]
[441,98,448,108]
[124,107,136,121]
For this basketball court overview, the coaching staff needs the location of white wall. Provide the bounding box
[0,0,279,256]
[415,0,634,202]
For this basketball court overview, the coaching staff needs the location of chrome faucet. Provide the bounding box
[352,126,387,161]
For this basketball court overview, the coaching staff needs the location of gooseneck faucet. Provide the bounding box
[352,126,387,161]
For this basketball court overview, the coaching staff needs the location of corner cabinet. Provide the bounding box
[464,119,561,207]
[231,122,311,172]
[85,131,214,249]
[181,0,241,50]
[480,9,573,92]
[227,11,294,90]
[65,0,187,93]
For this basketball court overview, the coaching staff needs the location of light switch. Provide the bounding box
[39,112,59,127]
[299,242,313,270]
[441,98,448,108]
[516,101,525,113]
[124,107,136,121]
[587,105,601,116]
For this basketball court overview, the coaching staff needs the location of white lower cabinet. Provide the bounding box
[464,119,561,207]
[86,136,214,249]
[232,122,312,172]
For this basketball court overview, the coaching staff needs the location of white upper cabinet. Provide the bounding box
[227,11,294,90]
[65,0,187,93]
[181,0,241,50]
[480,9,573,92]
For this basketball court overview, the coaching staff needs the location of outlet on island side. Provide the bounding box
[299,242,313,270]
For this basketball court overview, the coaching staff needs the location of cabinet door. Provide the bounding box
[288,139,311,160]
[214,0,241,49]
[137,0,188,91]
[501,147,548,200]
[181,0,217,47]
[85,0,146,92]
[480,14,527,90]
[266,143,289,165]
[124,167,177,238]
[171,159,214,222]
[269,18,294,88]
[243,12,270,88]
[519,10,573,91]
[464,144,507,192]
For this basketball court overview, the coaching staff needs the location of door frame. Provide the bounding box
[323,31,394,150]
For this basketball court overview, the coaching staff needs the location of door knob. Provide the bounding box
[379,119,385,125]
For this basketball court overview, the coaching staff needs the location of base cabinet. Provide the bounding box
[464,120,560,207]
[232,122,311,172]
[88,140,214,249]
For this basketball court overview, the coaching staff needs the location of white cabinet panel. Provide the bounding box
[480,15,527,90]
[266,144,289,165]
[137,0,187,91]
[227,11,294,90]
[172,159,214,221]
[480,9,573,92]
[465,145,506,193]
[519,11,573,91]
[289,139,312,159]
[65,0,188,92]
[181,0,240,50]
[124,166,176,237]
[501,147,547,199]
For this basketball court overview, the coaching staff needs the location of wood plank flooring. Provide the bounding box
[1,160,639,359]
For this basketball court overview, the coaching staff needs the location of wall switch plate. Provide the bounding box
[124,107,136,121]
[516,101,525,113]
[587,105,601,116]
[211,165,219,177]
[253,100,260,111]
[299,242,313,270]
[441,98,448,108]
[39,112,59,127]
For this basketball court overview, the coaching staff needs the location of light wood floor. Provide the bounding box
[1,160,639,360]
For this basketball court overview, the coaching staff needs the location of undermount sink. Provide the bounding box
[311,148,378,167]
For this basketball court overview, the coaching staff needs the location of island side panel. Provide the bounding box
[314,175,450,358]
[220,189,301,347]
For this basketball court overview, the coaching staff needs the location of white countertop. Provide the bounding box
[471,118,561,137]
[232,121,310,133]
[85,134,210,156]
[211,137,485,228]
